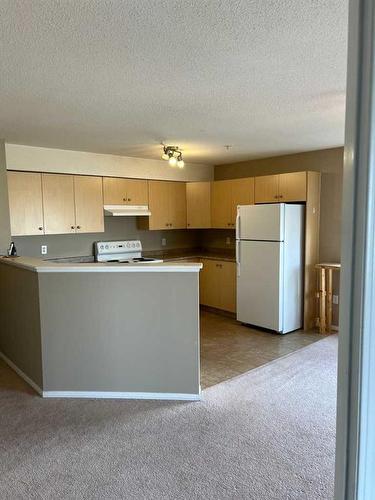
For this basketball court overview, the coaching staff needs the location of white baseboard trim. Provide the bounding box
[42,391,202,401]
[0,351,201,401]
[0,351,43,396]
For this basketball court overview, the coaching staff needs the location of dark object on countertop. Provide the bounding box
[7,242,17,257]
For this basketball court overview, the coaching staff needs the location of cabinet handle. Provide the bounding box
[128,198,131,202]
[274,195,278,199]
[38,226,43,231]
[165,223,169,227]
[123,197,126,202]
[279,195,283,199]
[76,226,81,230]
[71,225,75,230]
[187,223,190,227]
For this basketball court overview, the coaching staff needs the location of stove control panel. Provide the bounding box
[95,240,142,255]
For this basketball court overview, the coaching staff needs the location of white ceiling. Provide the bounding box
[0,1,348,165]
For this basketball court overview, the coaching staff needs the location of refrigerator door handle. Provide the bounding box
[236,240,240,277]
[236,209,240,239]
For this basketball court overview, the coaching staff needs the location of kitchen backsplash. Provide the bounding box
[12,217,201,259]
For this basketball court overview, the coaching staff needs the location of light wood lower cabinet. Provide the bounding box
[7,171,44,236]
[200,258,236,312]
[186,181,211,228]
[103,177,148,206]
[138,180,186,230]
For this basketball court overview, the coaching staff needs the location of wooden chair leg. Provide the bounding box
[326,268,333,333]
[319,268,326,333]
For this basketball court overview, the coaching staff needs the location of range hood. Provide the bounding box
[104,205,151,217]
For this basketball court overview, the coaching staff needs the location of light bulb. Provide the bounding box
[162,153,169,160]
[177,159,184,168]
[169,156,177,167]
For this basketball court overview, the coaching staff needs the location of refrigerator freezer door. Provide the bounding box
[236,204,285,241]
[237,240,283,331]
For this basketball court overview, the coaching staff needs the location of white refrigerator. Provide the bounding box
[236,203,304,334]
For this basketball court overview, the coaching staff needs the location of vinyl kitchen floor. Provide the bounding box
[200,309,326,389]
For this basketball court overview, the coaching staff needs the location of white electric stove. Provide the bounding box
[94,240,163,264]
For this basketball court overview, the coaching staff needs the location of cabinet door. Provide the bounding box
[7,171,44,236]
[211,180,231,228]
[74,176,104,233]
[147,181,171,229]
[186,182,211,228]
[254,175,279,203]
[169,182,187,229]
[125,179,148,205]
[229,177,254,225]
[103,177,128,205]
[219,261,236,313]
[200,259,220,308]
[278,172,307,202]
[42,174,76,234]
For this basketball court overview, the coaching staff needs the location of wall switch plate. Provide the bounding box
[226,237,231,245]
[41,245,48,255]
[161,238,167,247]
[333,294,339,305]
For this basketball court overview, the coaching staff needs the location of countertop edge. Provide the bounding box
[0,258,203,273]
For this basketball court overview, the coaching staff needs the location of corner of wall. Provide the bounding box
[0,140,11,254]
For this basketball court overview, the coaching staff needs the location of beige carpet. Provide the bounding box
[0,336,337,499]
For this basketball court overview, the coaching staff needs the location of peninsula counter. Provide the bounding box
[0,257,202,400]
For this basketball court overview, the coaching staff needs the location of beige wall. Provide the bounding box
[5,144,213,182]
[0,140,11,254]
[215,147,343,263]
[13,217,200,259]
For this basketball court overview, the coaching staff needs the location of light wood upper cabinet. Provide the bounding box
[278,172,307,202]
[42,174,76,235]
[103,177,148,206]
[7,171,44,236]
[170,182,187,229]
[255,172,307,203]
[211,180,231,228]
[144,180,170,229]
[138,180,186,230]
[254,175,279,203]
[103,177,128,205]
[74,176,104,233]
[200,258,236,312]
[211,178,254,228]
[8,172,105,236]
[229,178,254,224]
[186,181,211,228]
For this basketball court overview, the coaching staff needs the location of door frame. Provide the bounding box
[335,0,375,498]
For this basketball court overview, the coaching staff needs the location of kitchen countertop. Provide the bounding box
[144,248,236,262]
[0,256,202,273]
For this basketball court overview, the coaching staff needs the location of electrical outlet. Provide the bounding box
[41,245,48,255]
[333,294,339,305]
[161,238,167,247]
[226,237,231,245]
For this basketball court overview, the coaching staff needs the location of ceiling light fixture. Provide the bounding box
[161,145,184,168]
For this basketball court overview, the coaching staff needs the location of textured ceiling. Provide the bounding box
[0,0,348,165]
